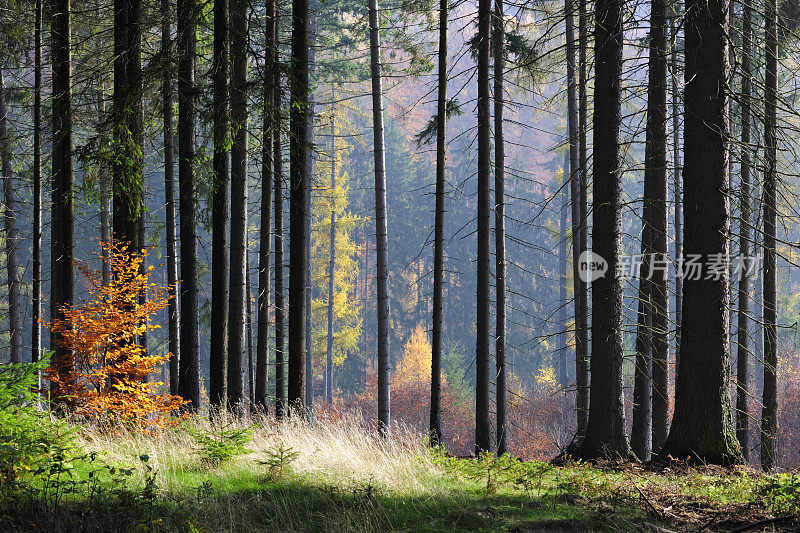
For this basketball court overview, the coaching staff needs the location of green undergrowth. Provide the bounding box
[1,403,796,532]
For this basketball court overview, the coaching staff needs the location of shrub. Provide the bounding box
[190,424,254,466]
[44,241,186,429]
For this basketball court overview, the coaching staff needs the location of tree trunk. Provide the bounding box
[647,0,669,455]
[288,0,309,415]
[494,0,507,456]
[305,9,317,412]
[474,0,491,455]
[50,0,75,403]
[247,249,254,403]
[761,0,778,472]
[177,0,201,410]
[256,0,277,412]
[0,67,20,364]
[162,0,180,395]
[660,0,741,464]
[325,102,336,405]
[112,0,143,249]
[274,80,286,419]
[575,0,590,435]
[210,0,230,410]
[97,88,111,288]
[735,0,752,462]
[576,0,632,460]
[430,0,447,445]
[670,19,682,366]
[369,0,390,435]
[227,0,248,410]
[33,0,43,387]
[559,152,569,389]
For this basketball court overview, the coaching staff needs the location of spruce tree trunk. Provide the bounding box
[210,0,230,410]
[50,0,75,403]
[97,88,111,288]
[493,0,507,455]
[429,0,447,445]
[33,0,43,385]
[670,18,682,367]
[474,0,491,455]
[177,0,201,410]
[369,0,391,434]
[0,68,21,364]
[305,9,317,412]
[247,248,254,403]
[564,0,580,397]
[288,0,309,414]
[631,175,652,461]
[761,0,778,472]
[227,0,248,409]
[647,0,669,455]
[576,0,632,460]
[256,0,277,412]
[112,0,143,248]
[559,152,569,389]
[736,0,752,462]
[661,0,741,464]
[575,0,590,434]
[162,0,180,395]
[325,104,336,405]
[274,82,286,419]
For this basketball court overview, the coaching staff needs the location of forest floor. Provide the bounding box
[3,415,797,532]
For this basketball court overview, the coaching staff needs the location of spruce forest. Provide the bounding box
[3,0,800,529]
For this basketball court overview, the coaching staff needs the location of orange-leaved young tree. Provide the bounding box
[45,241,186,428]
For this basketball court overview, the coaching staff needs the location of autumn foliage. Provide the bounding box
[45,241,186,428]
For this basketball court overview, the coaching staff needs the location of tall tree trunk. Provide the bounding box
[631,173,652,461]
[33,0,43,386]
[647,0,669,455]
[761,0,778,472]
[274,82,286,419]
[227,0,248,409]
[661,0,741,464]
[494,0,507,456]
[575,0,590,434]
[305,8,317,412]
[177,0,201,410]
[576,0,632,460]
[559,152,569,389]
[97,89,111,288]
[474,0,491,455]
[210,0,230,410]
[0,67,20,364]
[162,0,180,395]
[564,0,581,402]
[670,17,682,368]
[735,0,752,462]
[256,0,277,412]
[325,101,336,405]
[247,249,254,403]
[369,0,390,434]
[429,0,447,445]
[288,0,309,414]
[50,0,74,403]
[112,0,143,248]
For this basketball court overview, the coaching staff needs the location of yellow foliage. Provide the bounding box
[392,324,432,389]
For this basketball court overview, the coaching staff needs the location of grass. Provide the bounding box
[1,413,794,532]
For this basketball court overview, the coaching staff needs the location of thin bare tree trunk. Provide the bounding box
[429,0,447,446]
[0,67,21,364]
[227,0,248,409]
[274,81,286,419]
[761,0,778,472]
[735,0,752,462]
[369,0,390,434]
[177,0,201,410]
[325,100,336,405]
[33,0,43,386]
[256,0,277,412]
[288,0,309,414]
[494,0,507,455]
[162,0,180,395]
[210,0,229,409]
